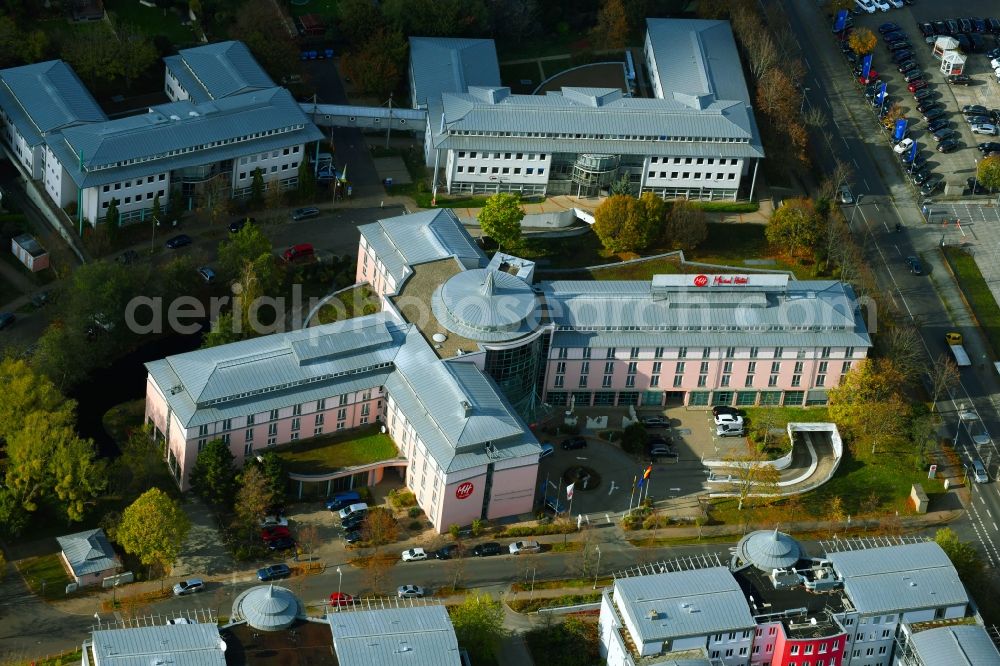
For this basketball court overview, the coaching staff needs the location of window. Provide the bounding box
[650,375,660,387]
[794,361,804,373]
[602,375,613,388]
[723,361,733,373]
[791,646,800,655]
[652,362,662,373]
[339,394,349,406]
[556,362,566,374]
[700,361,709,374]
[361,403,370,417]
[792,375,802,387]
[578,375,588,388]
[606,347,616,359]
[625,375,635,388]
[292,404,302,416]
[845,346,855,357]
[627,362,637,375]
[315,413,324,426]
[805,645,813,655]
[655,347,664,358]
[748,362,756,374]
[721,375,730,387]
[725,347,735,358]
[317,398,326,411]
[198,424,209,437]
[673,375,683,387]
[750,347,759,358]
[197,438,206,451]
[744,375,754,387]
[774,347,783,358]
[314,427,323,436]
[702,347,710,359]
[244,442,253,455]
[817,375,826,386]
[268,423,277,436]
[291,418,300,431]
[558,348,568,359]
[724,649,733,658]
[246,428,254,442]
[771,361,781,373]
[554,376,564,388]
[270,409,279,421]
[678,347,688,358]
[819,361,829,373]
[581,361,590,375]
[878,646,887,654]
[630,347,640,358]
[697,375,707,387]
[676,361,685,373]
[604,361,615,374]
[769,375,779,387]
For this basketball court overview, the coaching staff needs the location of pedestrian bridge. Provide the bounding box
[300,103,427,132]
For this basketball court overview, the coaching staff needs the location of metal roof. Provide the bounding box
[409,37,500,108]
[47,87,322,188]
[0,60,107,147]
[90,623,225,666]
[735,529,801,572]
[827,542,969,615]
[164,41,275,103]
[908,624,1000,665]
[56,528,117,578]
[358,209,486,288]
[613,567,756,642]
[645,19,754,113]
[436,132,764,159]
[329,605,461,666]
[231,584,303,631]
[433,268,540,341]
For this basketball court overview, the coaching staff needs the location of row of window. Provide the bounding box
[102,189,166,209]
[91,126,303,172]
[102,173,167,194]
[238,161,298,179]
[200,368,386,407]
[651,157,740,165]
[238,146,301,165]
[555,372,833,389]
[447,129,751,144]
[555,360,847,375]
[555,346,852,360]
[456,165,545,176]
[456,151,546,160]
[648,171,737,181]
[195,393,373,436]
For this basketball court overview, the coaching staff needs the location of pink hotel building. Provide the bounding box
[145,209,870,530]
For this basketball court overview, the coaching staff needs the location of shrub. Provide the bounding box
[471,518,486,536]
[408,520,423,530]
[620,423,649,455]
[407,506,423,518]
[388,489,418,509]
[449,523,462,539]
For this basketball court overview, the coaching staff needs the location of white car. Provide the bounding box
[973,460,989,483]
[873,0,890,10]
[714,413,744,427]
[259,515,288,528]
[972,123,998,136]
[838,185,854,204]
[990,58,1000,70]
[397,584,425,598]
[509,540,541,555]
[893,138,914,154]
[401,548,428,562]
[855,0,876,14]
[717,424,745,438]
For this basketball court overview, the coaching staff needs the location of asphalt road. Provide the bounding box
[780,0,1000,564]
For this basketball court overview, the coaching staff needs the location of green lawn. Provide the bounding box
[688,223,812,279]
[540,57,573,80]
[104,0,196,45]
[587,257,682,280]
[17,553,72,598]
[276,426,398,473]
[743,406,830,428]
[943,246,1000,359]
[287,0,339,19]
[315,285,378,324]
[500,62,542,92]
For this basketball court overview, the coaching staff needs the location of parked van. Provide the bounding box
[338,502,368,521]
[282,243,315,263]
[326,491,362,512]
[291,207,320,221]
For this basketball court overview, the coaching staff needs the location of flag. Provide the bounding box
[861,54,873,81]
[637,465,652,489]
[893,119,908,142]
[566,483,575,500]
[339,163,348,183]
[833,9,848,33]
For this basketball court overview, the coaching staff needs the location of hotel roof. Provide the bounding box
[56,528,117,578]
[614,567,755,643]
[409,37,500,109]
[89,623,225,666]
[164,41,275,103]
[907,624,1000,665]
[827,542,969,615]
[328,605,462,666]
[0,60,107,147]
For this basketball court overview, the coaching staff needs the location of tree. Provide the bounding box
[297,158,316,201]
[883,325,923,384]
[609,173,633,197]
[218,224,273,280]
[250,168,265,208]
[591,0,629,49]
[360,506,398,546]
[848,27,877,55]
[977,155,1000,191]
[803,105,829,129]
[19,29,48,64]
[593,193,659,254]
[61,23,124,89]
[928,354,960,411]
[743,30,777,81]
[343,27,408,98]
[934,527,982,582]
[234,465,275,535]
[298,524,320,558]
[116,488,191,576]
[114,21,158,89]
[755,68,798,121]
[620,422,649,455]
[664,200,708,250]
[828,358,905,427]
[858,394,908,455]
[151,193,163,224]
[0,356,73,442]
[202,312,242,348]
[765,198,823,258]
[722,441,780,511]
[337,0,387,47]
[449,593,508,664]
[830,0,854,12]
[880,102,904,131]
[204,174,231,224]
[229,0,301,84]
[50,435,107,523]
[478,193,525,251]
[104,197,120,228]
[245,450,288,503]
[188,440,238,507]
[0,488,28,539]
[34,321,96,391]
[0,16,18,67]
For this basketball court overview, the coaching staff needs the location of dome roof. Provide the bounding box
[432,268,539,342]
[736,528,801,571]
[232,584,303,631]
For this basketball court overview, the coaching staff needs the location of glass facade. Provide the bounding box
[712,391,734,406]
[735,391,758,406]
[759,391,782,406]
[783,391,805,406]
[688,391,710,406]
[484,338,543,418]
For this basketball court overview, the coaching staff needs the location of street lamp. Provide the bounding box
[974,158,980,196]
[336,566,342,597]
[150,216,160,252]
[848,194,865,230]
[800,87,811,115]
[593,545,602,589]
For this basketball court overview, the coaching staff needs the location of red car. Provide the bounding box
[330,592,354,607]
[907,79,928,92]
[261,526,291,542]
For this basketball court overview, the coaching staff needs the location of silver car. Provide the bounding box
[172,579,205,596]
[397,584,425,598]
[838,185,854,204]
[972,123,998,136]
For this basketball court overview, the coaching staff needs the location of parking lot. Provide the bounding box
[838,4,1000,198]
[535,406,750,516]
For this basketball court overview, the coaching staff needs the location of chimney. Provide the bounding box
[460,400,472,417]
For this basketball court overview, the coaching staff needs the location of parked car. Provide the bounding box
[893,138,915,154]
[172,579,205,596]
[918,22,935,37]
[540,442,555,458]
[561,436,587,450]
[509,540,541,555]
[165,234,192,249]
[908,79,928,92]
[972,123,998,135]
[342,513,366,531]
[897,60,919,73]
[959,18,973,33]
[910,169,931,186]
[978,142,1000,153]
[329,592,354,607]
[257,564,292,582]
[342,530,362,544]
[338,503,368,521]
[838,185,854,204]
[259,515,288,528]
[916,100,942,114]
[267,536,296,551]
[714,413,744,426]
[290,207,320,221]
[947,74,973,85]
[648,441,674,457]
[933,128,957,142]
[197,266,216,283]
[0,312,14,331]
[933,21,950,35]
[855,0,877,14]
[903,70,924,83]
[969,33,986,52]
[397,585,425,599]
[963,104,989,116]
[973,17,987,33]
[228,217,255,233]
[920,178,943,195]
[966,115,992,126]
[946,19,960,35]
[261,526,291,542]
[905,256,923,275]
[923,108,946,122]
[988,18,1000,33]
[435,544,462,560]
[641,416,668,427]
[938,139,960,153]
[891,49,914,63]
[913,88,936,102]
[472,542,503,557]
[878,22,900,34]
[401,548,428,562]
[716,424,745,438]
[326,491,362,512]
[282,243,315,263]
[117,249,139,265]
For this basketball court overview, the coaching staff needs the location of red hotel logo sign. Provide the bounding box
[455,482,475,500]
[693,274,751,287]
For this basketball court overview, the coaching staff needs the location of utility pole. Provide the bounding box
[385,92,393,149]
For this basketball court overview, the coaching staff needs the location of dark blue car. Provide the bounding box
[257,564,291,581]
[165,234,192,249]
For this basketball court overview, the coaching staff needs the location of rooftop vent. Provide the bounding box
[647,609,659,620]
[188,111,199,117]
[460,400,472,417]
[169,115,181,121]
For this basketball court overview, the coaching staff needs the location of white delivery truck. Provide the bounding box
[945,332,971,367]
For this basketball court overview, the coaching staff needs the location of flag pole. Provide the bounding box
[627,475,637,516]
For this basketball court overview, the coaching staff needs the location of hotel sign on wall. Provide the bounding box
[652,274,790,289]
[455,481,475,500]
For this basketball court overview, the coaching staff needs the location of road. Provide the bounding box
[779,0,1000,565]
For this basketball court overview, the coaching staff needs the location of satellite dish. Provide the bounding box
[432,333,447,343]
